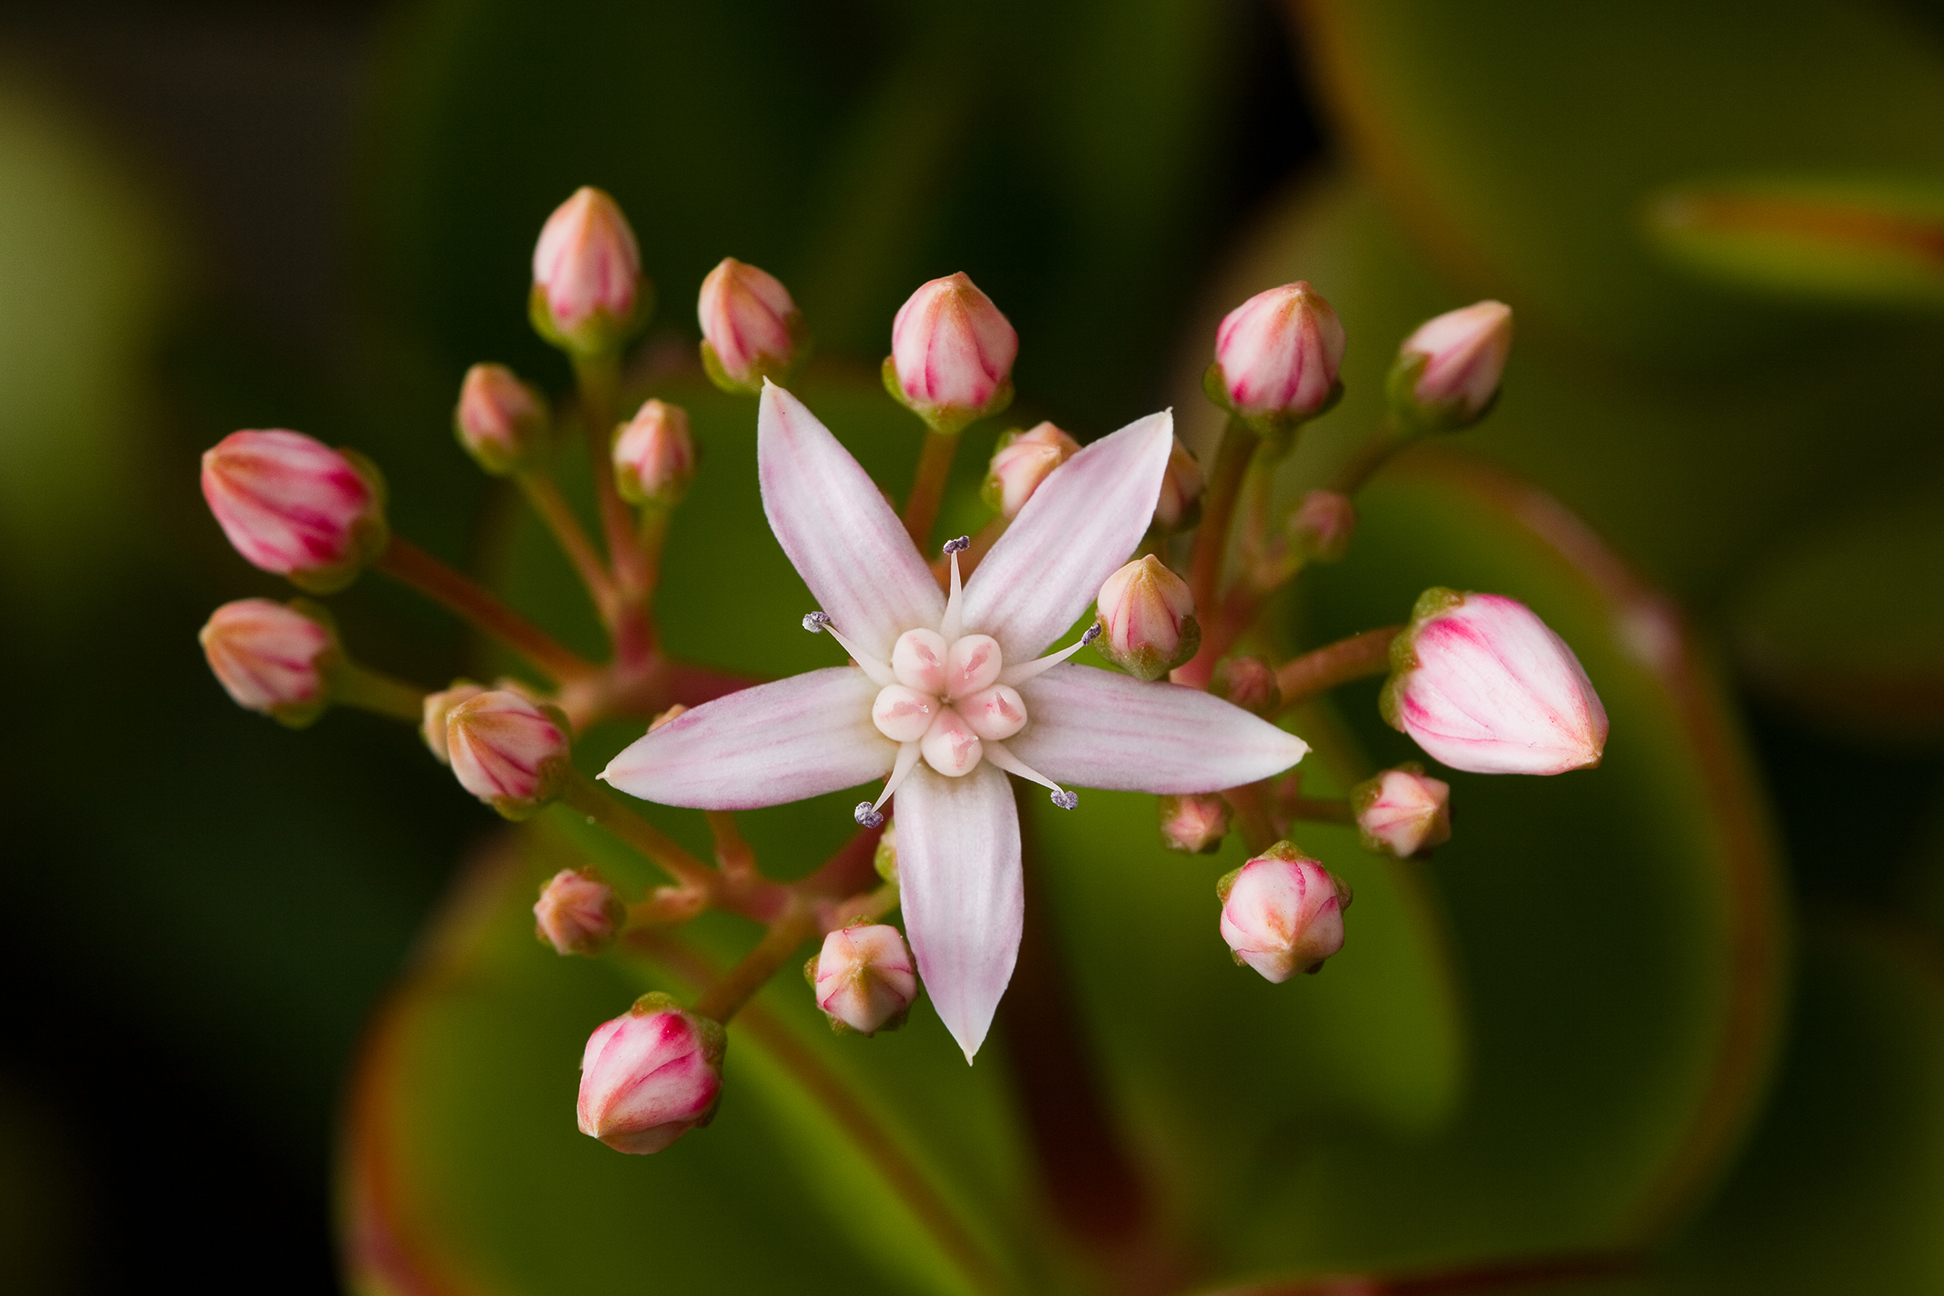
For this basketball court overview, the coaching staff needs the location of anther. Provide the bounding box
[1081,623,1101,647]
[854,801,885,828]
[942,536,970,555]
[1050,790,1079,810]
[803,611,831,633]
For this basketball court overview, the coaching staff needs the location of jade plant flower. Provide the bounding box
[603,383,1310,1059]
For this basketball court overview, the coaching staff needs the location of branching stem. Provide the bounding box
[375,537,595,684]
[1275,626,1401,712]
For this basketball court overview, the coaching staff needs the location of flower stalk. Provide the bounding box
[902,428,961,546]
[1274,626,1401,712]
[374,536,597,684]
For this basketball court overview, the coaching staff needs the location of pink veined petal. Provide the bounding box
[893,761,1021,1063]
[600,668,894,809]
[960,411,1174,661]
[1007,664,1309,792]
[759,383,943,661]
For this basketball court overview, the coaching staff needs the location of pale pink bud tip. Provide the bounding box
[1351,764,1452,858]
[982,422,1079,519]
[1290,490,1356,564]
[535,867,625,956]
[1382,589,1608,776]
[886,272,1018,430]
[612,399,696,506]
[1094,555,1200,682]
[1158,793,1232,854]
[577,994,724,1154]
[445,689,572,819]
[421,681,485,765]
[1393,300,1513,430]
[1153,437,1205,531]
[199,598,337,727]
[698,258,807,393]
[455,364,548,474]
[201,430,388,593]
[532,187,640,328]
[1217,844,1350,982]
[1210,281,1345,425]
[809,925,918,1035]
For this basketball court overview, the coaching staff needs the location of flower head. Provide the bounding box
[698,258,807,393]
[807,924,918,1035]
[612,399,695,506]
[1207,282,1345,437]
[983,422,1080,520]
[1351,763,1452,858]
[529,186,649,356]
[1389,300,1513,433]
[603,383,1308,1060]
[886,273,1018,433]
[454,363,548,475]
[201,429,388,593]
[578,993,723,1154]
[446,689,573,819]
[199,598,339,727]
[1158,792,1231,854]
[1093,555,1200,682]
[1217,844,1349,982]
[535,867,625,956]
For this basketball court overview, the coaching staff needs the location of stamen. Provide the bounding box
[940,536,969,641]
[801,609,894,687]
[981,739,1077,810]
[855,740,923,826]
[998,621,1104,687]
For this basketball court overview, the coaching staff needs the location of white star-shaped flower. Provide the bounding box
[603,383,1308,1059]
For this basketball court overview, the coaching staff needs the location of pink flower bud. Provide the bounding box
[1381,588,1608,775]
[199,598,338,727]
[201,429,389,593]
[1153,436,1205,531]
[697,258,807,393]
[445,689,572,819]
[982,422,1079,519]
[577,993,724,1154]
[1351,763,1452,858]
[1290,489,1356,564]
[421,680,485,765]
[806,924,918,1035]
[535,867,625,956]
[529,186,649,356]
[1210,655,1281,716]
[454,363,548,475]
[1217,844,1350,982]
[611,399,695,506]
[1208,281,1345,428]
[1094,555,1200,681]
[885,272,1018,432]
[1390,300,1513,432]
[1158,792,1232,854]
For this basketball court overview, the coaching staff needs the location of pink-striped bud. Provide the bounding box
[1211,655,1281,716]
[698,258,808,393]
[1207,281,1345,437]
[1094,555,1199,681]
[1153,437,1205,531]
[1381,588,1608,775]
[420,680,485,764]
[454,363,548,475]
[1290,490,1356,564]
[577,993,724,1154]
[445,689,572,819]
[885,272,1017,433]
[535,867,625,956]
[982,422,1079,519]
[806,924,918,1035]
[1158,792,1232,854]
[611,399,695,506]
[529,186,650,357]
[199,598,339,727]
[1389,301,1512,433]
[1351,763,1452,858]
[201,430,388,593]
[1217,843,1350,982]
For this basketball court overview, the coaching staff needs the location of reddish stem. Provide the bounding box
[375,536,595,684]
[1274,627,1401,712]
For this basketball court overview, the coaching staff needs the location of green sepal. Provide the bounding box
[1202,361,1344,457]
[1092,613,1201,682]
[881,354,1013,436]
[527,276,656,361]
[700,314,812,396]
[1385,349,1496,436]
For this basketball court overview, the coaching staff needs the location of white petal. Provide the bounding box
[894,761,1021,1062]
[960,410,1174,660]
[759,383,945,660]
[601,668,894,809]
[1008,664,1308,792]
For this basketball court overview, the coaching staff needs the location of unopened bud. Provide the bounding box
[1289,490,1356,564]
[445,689,572,819]
[1351,763,1452,858]
[698,258,808,393]
[1388,301,1512,434]
[529,186,652,358]
[577,992,724,1154]
[612,399,695,506]
[1381,588,1608,775]
[421,680,485,764]
[201,430,389,593]
[1153,437,1205,531]
[805,924,918,1035]
[454,363,549,475]
[884,272,1018,433]
[1217,843,1350,982]
[1158,793,1231,854]
[1205,281,1345,442]
[1210,655,1281,716]
[982,422,1079,519]
[535,867,625,955]
[874,820,898,882]
[199,598,339,728]
[1094,555,1200,681]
